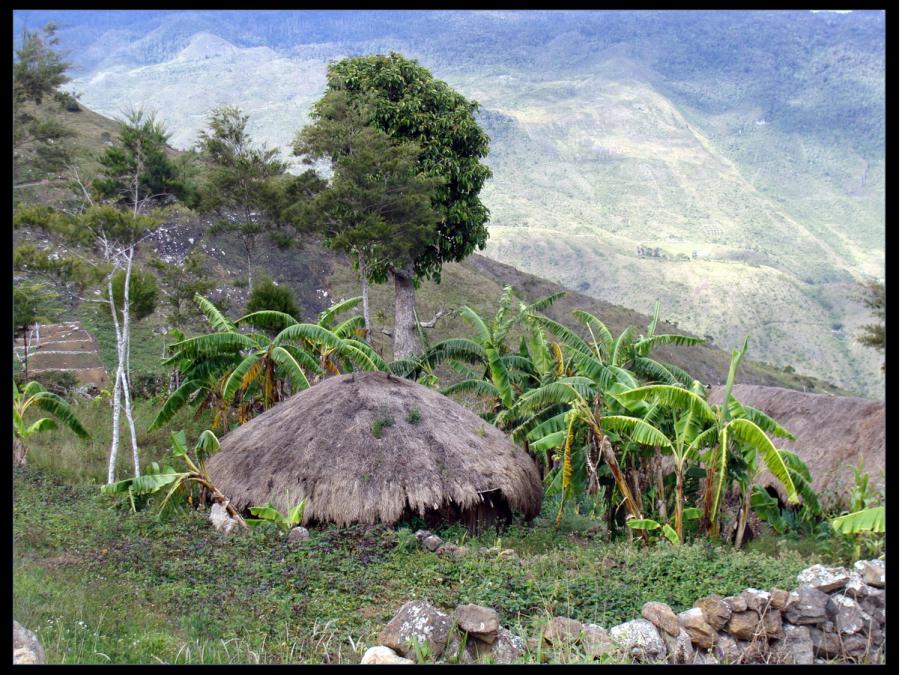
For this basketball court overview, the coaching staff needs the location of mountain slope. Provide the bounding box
[14,9,884,397]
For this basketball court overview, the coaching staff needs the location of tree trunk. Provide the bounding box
[22,328,30,381]
[358,252,371,341]
[734,485,752,550]
[653,446,668,522]
[121,248,141,478]
[14,437,27,466]
[107,276,124,484]
[591,425,647,542]
[390,265,420,361]
[675,463,685,543]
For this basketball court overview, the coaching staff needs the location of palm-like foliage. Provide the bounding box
[102,429,245,525]
[616,337,803,540]
[424,286,564,429]
[13,380,89,465]
[150,294,379,431]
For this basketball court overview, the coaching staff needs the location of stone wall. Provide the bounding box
[363,559,885,665]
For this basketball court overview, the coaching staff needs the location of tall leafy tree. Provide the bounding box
[94,108,187,208]
[12,22,74,183]
[307,53,492,360]
[196,106,315,287]
[295,91,441,340]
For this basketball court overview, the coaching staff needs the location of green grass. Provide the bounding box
[13,459,826,665]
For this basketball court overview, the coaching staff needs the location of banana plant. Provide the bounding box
[423,285,564,429]
[101,429,245,525]
[151,294,381,431]
[13,380,89,466]
[246,499,307,531]
[616,337,803,540]
[514,377,664,535]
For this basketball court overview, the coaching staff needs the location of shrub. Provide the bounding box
[14,370,79,397]
[245,276,299,320]
[405,407,422,425]
[371,414,394,438]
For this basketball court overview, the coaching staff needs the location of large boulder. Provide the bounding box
[13,621,45,665]
[609,619,667,662]
[377,600,452,658]
[726,609,782,641]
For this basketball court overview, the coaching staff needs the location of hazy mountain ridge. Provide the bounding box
[13,10,884,398]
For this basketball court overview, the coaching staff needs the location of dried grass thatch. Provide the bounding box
[206,371,542,527]
[709,384,885,502]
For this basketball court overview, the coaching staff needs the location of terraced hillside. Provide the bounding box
[14,322,108,388]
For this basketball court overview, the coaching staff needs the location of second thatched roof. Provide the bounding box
[709,384,885,501]
[206,371,542,526]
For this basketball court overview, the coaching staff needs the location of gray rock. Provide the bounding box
[714,633,743,664]
[723,595,747,613]
[378,600,452,658]
[770,624,815,665]
[453,604,499,644]
[692,651,720,664]
[13,621,45,665]
[443,629,477,664]
[582,624,616,659]
[360,645,415,664]
[693,594,731,631]
[678,607,717,649]
[853,559,884,588]
[662,627,695,664]
[542,616,584,645]
[769,588,792,611]
[726,609,782,641]
[287,526,309,543]
[808,626,842,659]
[827,595,865,635]
[739,588,771,614]
[641,601,680,637]
[422,535,444,552]
[783,586,829,624]
[414,529,431,543]
[842,573,873,600]
[796,564,850,593]
[609,618,667,662]
[470,627,526,664]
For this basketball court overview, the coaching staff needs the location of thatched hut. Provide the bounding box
[708,384,885,503]
[206,371,542,531]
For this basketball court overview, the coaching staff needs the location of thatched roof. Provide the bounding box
[206,371,543,526]
[708,384,885,501]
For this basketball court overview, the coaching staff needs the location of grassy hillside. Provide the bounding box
[11,95,861,398]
